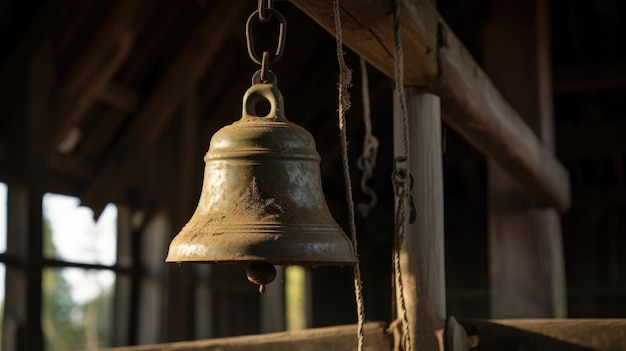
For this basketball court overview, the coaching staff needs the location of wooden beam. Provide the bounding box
[553,64,626,95]
[462,319,626,351]
[82,0,245,207]
[289,0,571,212]
[484,0,567,318]
[289,0,438,85]
[99,84,141,113]
[97,322,391,351]
[393,90,446,350]
[0,0,69,119]
[433,23,569,211]
[3,42,54,351]
[50,0,142,155]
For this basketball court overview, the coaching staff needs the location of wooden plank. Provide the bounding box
[484,0,566,318]
[289,0,571,212]
[82,0,245,207]
[463,319,626,350]
[96,322,391,351]
[393,90,446,350]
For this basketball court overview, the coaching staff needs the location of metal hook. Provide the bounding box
[392,156,417,224]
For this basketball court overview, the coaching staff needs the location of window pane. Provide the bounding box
[43,193,117,265]
[0,182,6,253]
[42,267,115,351]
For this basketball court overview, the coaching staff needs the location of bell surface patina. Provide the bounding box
[166,79,356,266]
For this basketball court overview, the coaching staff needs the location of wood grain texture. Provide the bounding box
[464,319,626,351]
[484,0,567,318]
[95,322,391,351]
[394,90,446,351]
[290,0,571,211]
[289,0,438,85]
[82,0,245,209]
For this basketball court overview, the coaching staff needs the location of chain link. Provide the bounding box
[258,0,274,22]
[246,3,286,82]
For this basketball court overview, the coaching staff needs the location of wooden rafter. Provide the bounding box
[49,0,143,157]
[82,0,246,210]
[290,0,571,211]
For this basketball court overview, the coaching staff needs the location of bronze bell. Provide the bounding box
[166,75,356,290]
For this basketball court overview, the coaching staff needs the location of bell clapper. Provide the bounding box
[247,262,277,294]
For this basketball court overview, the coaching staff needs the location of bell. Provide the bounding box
[166,75,356,290]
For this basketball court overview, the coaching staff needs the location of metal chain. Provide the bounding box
[246,1,286,82]
[357,57,380,218]
[258,0,274,22]
[333,2,366,351]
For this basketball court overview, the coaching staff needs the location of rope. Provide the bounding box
[333,1,366,351]
[357,57,379,218]
[391,0,413,350]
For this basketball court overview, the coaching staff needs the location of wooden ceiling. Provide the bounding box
[0,0,395,217]
[0,0,625,223]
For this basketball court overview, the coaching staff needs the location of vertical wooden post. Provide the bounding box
[261,266,285,333]
[484,0,567,318]
[164,94,199,342]
[138,210,169,344]
[113,204,133,346]
[394,89,446,351]
[3,43,53,351]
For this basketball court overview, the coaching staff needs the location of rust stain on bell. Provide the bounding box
[165,80,356,266]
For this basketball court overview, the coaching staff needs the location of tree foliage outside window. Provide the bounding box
[41,201,116,350]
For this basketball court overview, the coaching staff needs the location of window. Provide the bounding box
[41,193,117,350]
[42,194,116,265]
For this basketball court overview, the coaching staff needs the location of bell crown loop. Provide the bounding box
[205,72,320,161]
[242,71,286,122]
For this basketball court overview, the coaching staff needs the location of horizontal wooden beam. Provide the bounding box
[97,322,391,351]
[463,319,626,350]
[96,318,626,350]
[290,0,571,211]
[553,64,626,95]
[556,122,626,158]
[289,0,438,85]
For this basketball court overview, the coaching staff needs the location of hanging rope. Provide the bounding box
[333,1,366,351]
[391,0,414,350]
[357,57,379,218]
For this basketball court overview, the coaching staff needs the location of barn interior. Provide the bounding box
[0,0,625,350]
